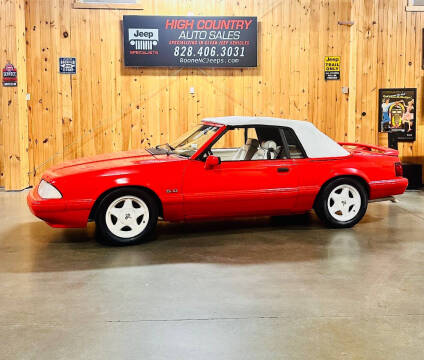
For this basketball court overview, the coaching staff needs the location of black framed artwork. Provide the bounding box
[378,88,416,142]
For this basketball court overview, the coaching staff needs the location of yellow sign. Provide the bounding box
[324,56,340,80]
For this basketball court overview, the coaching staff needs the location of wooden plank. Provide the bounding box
[70,4,83,159]
[325,0,338,138]
[307,0,320,127]
[79,9,95,156]
[51,0,64,167]
[38,0,52,178]
[111,9,123,152]
[354,0,364,143]
[58,0,74,161]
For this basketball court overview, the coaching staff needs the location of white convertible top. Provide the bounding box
[202,116,349,159]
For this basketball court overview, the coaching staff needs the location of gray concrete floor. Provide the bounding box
[1,190,424,359]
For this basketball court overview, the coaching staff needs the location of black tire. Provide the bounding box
[95,187,158,246]
[314,177,368,228]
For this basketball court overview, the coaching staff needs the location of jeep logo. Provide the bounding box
[133,30,154,39]
[129,28,158,41]
[129,28,159,50]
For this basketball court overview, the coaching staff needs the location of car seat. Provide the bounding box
[232,138,260,160]
[252,140,278,160]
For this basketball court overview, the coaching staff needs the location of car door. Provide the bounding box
[182,126,300,220]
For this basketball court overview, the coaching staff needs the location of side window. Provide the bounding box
[212,127,249,151]
[283,128,306,159]
[209,126,286,161]
[210,127,259,161]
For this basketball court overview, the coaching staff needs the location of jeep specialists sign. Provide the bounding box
[123,16,257,68]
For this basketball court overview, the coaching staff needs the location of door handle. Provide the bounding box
[277,167,290,173]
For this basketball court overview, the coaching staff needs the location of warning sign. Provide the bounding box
[324,56,340,81]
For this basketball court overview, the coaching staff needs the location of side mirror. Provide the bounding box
[205,155,221,169]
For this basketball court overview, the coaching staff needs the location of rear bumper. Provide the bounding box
[369,177,408,200]
[27,187,93,228]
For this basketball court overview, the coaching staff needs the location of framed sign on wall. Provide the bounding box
[59,57,76,74]
[2,63,17,87]
[378,88,417,142]
[123,16,257,68]
[324,56,340,80]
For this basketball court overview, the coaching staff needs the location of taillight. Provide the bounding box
[395,162,403,177]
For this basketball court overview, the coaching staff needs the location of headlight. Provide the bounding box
[38,180,62,199]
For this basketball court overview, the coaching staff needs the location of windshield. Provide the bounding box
[169,124,220,157]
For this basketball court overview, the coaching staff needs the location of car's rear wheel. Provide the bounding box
[95,188,158,246]
[314,177,368,228]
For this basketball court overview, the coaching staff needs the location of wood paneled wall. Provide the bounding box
[0,0,424,189]
[0,0,29,189]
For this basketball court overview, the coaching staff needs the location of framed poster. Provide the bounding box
[378,88,416,142]
[123,16,257,68]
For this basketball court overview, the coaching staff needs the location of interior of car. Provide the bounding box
[209,126,305,161]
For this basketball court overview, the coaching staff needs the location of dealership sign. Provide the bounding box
[2,63,17,87]
[123,16,257,68]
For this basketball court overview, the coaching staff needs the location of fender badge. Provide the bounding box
[166,189,178,193]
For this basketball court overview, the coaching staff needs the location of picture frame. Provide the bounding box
[406,0,424,11]
[73,0,143,10]
[378,88,417,142]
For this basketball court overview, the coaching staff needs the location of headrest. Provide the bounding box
[261,140,277,151]
[246,138,259,147]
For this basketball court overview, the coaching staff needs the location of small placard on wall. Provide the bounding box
[2,63,17,87]
[59,57,76,74]
[324,56,340,80]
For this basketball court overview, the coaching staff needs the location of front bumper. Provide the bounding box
[27,187,93,228]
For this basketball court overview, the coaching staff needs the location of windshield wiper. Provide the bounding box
[156,143,175,151]
[154,143,175,156]
[165,143,175,151]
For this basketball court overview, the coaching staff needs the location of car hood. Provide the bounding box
[43,149,158,180]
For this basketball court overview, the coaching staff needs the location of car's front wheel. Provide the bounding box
[95,188,158,246]
[314,177,368,228]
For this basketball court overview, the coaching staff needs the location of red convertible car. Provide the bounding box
[28,116,408,245]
